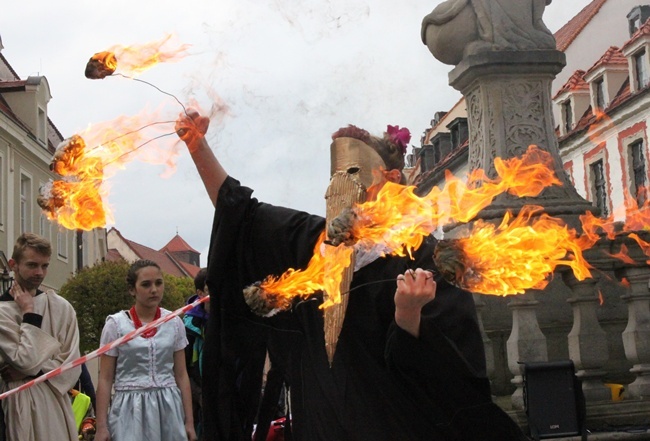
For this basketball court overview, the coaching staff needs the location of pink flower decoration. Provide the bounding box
[386,125,411,154]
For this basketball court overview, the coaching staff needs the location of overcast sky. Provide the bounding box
[1,0,593,265]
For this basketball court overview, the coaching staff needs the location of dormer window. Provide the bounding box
[563,100,573,132]
[446,117,468,150]
[634,49,649,90]
[594,78,606,110]
[628,6,650,37]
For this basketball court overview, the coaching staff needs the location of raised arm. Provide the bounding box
[175,109,228,207]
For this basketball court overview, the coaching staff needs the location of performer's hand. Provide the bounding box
[0,365,29,383]
[175,108,210,152]
[10,283,34,314]
[394,268,436,338]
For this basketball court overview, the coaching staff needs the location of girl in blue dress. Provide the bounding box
[95,260,196,441]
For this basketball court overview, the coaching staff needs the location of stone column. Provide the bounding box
[447,51,596,229]
[473,293,495,378]
[562,270,611,401]
[617,265,650,398]
[506,291,548,410]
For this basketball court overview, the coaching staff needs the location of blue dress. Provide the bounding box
[100,309,188,441]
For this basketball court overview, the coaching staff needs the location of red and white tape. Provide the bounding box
[0,295,210,401]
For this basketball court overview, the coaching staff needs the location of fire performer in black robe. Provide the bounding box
[175,110,529,441]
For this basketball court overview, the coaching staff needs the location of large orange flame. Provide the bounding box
[259,232,355,309]
[349,145,561,258]
[256,144,650,304]
[437,206,592,295]
[258,145,562,305]
[40,107,182,230]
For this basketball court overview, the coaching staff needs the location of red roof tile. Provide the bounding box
[553,70,589,99]
[123,238,188,277]
[554,0,608,52]
[108,227,200,278]
[177,260,201,279]
[585,46,628,76]
[560,78,639,141]
[161,234,199,254]
[105,249,125,262]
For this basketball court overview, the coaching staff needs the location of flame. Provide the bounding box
[86,34,190,79]
[348,145,561,258]
[258,233,354,309]
[40,107,183,230]
[440,206,592,295]
[257,145,563,305]
[250,144,650,305]
[85,52,118,79]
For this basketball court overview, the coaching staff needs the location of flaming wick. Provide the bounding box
[244,275,434,317]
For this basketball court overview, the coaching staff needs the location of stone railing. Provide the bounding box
[478,231,650,429]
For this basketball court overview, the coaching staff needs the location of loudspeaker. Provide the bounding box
[523,360,586,440]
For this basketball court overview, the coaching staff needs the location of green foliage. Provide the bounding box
[59,260,193,354]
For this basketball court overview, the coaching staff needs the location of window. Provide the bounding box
[594,78,606,110]
[630,140,648,207]
[563,100,573,133]
[590,160,609,217]
[422,146,435,172]
[20,174,32,234]
[37,107,46,144]
[57,229,68,259]
[634,50,649,90]
[39,213,50,239]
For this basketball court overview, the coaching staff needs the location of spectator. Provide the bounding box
[94,259,196,441]
[0,232,81,440]
[184,267,210,440]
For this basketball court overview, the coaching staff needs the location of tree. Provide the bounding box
[60,260,193,354]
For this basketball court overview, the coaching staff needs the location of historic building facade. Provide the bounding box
[0,39,106,290]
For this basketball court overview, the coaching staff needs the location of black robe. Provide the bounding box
[202,176,528,441]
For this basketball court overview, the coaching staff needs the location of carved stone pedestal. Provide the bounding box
[448,50,596,228]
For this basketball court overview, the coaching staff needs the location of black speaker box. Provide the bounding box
[523,360,586,440]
